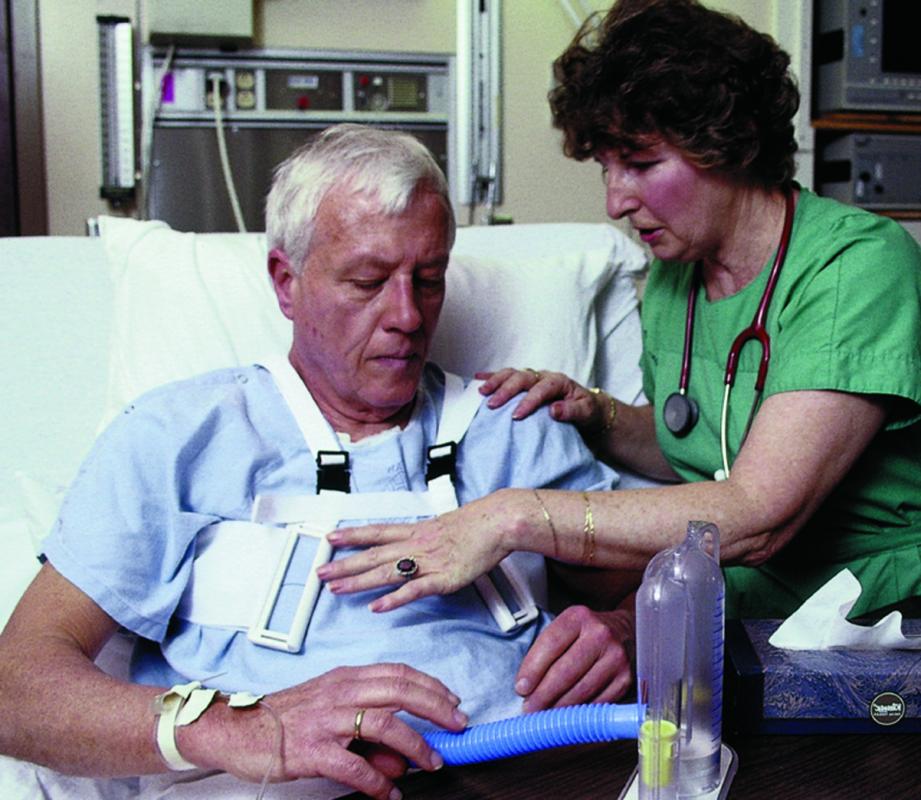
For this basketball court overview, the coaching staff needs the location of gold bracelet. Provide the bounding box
[590,388,617,432]
[533,489,560,559]
[581,492,596,565]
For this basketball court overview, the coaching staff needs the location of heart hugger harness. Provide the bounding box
[175,356,540,653]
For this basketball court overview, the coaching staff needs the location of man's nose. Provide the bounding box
[384,278,424,332]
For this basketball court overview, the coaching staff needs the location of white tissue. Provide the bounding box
[768,568,921,650]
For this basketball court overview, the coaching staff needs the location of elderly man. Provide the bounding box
[0,125,629,800]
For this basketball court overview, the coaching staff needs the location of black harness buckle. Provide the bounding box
[426,442,457,483]
[316,451,350,494]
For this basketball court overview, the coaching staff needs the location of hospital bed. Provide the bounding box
[0,217,651,631]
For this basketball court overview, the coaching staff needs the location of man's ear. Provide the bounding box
[268,247,297,320]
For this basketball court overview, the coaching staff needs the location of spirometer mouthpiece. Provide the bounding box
[635,521,725,799]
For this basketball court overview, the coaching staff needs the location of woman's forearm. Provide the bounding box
[592,400,680,481]
[504,478,766,572]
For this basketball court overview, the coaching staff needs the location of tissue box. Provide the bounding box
[724,619,921,734]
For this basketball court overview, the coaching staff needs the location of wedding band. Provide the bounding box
[526,368,541,379]
[395,556,419,579]
[354,708,366,741]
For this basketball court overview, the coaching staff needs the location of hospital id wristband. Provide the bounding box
[152,681,215,771]
[152,682,265,772]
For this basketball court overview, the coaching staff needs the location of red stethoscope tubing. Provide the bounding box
[678,190,795,396]
[724,191,795,391]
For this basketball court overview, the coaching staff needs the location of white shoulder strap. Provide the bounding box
[435,372,485,446]
[259,354,342,454]
[261,360,483,459]
[431,373,539,633]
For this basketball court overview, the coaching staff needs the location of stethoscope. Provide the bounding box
[662,191,795,480]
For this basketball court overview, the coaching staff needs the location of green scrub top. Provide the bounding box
[640,187,921,618]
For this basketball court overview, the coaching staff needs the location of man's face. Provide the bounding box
[270,185,452,430]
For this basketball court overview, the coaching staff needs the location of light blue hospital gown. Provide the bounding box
[30,362,617,799]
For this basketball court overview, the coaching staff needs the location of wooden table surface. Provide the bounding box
[338,732,919,799]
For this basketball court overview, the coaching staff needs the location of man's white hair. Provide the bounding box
[265,123,455,273]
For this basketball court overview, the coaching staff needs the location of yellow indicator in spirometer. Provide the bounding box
[639,719,678,789]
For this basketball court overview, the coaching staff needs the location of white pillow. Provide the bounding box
[98,216,290,427]
[434,223,647,396]
[98,217,647,425]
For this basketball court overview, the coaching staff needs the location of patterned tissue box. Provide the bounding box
[724,618,921,734]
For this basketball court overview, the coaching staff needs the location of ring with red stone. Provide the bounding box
[395,556,419,579]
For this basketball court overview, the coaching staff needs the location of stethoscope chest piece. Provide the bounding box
[663,391,698,437]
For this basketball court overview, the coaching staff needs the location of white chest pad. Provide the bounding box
[175,357,540,652]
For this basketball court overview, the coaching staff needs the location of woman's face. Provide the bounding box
[596,141,738,263]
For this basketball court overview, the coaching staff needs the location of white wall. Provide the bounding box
[38,1,779,235]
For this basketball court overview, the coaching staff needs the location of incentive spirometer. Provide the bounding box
[628,520,736,799]
[419,521,736,799]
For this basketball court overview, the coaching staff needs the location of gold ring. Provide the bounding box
[354,708,366,741]
[526,368,541,379]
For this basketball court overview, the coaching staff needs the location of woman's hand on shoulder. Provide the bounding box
[476,367,606,430]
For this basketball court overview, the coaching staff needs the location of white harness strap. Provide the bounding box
[427,372,542,634]
[176,357,539,651]
[252,491,444,525]
[261,354,341,453]
[175,521,288,630]
[436,371,476,442]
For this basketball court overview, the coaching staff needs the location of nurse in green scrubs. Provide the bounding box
[319,0,921,707]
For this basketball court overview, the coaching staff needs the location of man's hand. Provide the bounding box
[514,606,635,713]
[181,663,467,800]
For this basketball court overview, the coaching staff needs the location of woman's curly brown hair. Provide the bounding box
[549,0,800,187]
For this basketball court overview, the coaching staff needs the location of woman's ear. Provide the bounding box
[268,247,297,320]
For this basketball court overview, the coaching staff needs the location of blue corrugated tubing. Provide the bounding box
[423,703,644,765]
